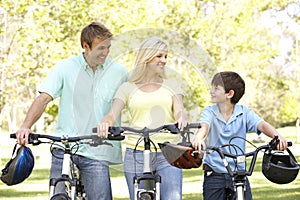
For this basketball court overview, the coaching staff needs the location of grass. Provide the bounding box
[1,126,300,199]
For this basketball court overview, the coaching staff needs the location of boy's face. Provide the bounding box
[210,84,227,103]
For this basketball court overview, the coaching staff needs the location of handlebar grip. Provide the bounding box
[92,127,125,140]
[187,123,201,129]
[287,141,292,147]
[92,127,124,134]
[10,133,16,138]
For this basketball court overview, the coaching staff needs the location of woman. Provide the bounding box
[97,36,187,200]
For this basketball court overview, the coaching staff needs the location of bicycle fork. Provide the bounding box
[133,149,161,200]
[49,150,77,200]
[233,175,246,200]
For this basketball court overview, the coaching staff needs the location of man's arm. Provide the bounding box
[97,98,125,138]
[16,92,52,145]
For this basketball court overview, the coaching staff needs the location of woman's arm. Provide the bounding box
[172,94,187,129]
[97,98,125,138]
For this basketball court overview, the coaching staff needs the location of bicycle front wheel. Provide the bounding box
[50,193,71,200]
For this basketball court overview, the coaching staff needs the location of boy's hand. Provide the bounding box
[277,135,288,151]
[192,132,206,151]
[192,139,206,151]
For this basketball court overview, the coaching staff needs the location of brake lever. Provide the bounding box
[89,138,113,147]
[28,134,42,145]
[268,135,280,153]
[164,123,180,134]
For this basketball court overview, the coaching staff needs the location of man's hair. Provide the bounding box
[211,71,245,104]
[80,22,113,48]
[130,36,168,83]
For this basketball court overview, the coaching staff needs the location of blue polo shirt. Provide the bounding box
[200,104,263,173]
[39,52,128,164]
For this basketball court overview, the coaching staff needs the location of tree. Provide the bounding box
[0,0,299,131]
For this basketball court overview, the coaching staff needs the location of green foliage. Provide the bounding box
[0,0,299,128]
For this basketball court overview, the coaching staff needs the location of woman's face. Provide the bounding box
[146,51,167,75]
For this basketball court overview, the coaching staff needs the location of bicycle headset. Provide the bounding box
[262,148,300,184]
[1,144,35,186]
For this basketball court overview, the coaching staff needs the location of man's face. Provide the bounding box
[84,38,111,67]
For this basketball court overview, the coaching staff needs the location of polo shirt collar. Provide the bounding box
[79,52,104,71]
[211,104,243,123]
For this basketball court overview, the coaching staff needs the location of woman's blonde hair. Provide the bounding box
[129,37,168,83]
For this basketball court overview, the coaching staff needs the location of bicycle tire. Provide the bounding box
[139,193,154,200]
[50,193,71,200]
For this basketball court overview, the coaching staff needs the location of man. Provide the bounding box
[16,22,128,199]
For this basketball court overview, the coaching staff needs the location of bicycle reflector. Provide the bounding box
[262,148,300,184]
[158,142,203,169]
[1,144,35,186]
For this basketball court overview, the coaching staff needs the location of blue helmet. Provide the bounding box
[1,145,35,186]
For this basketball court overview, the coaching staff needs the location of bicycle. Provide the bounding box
[205,136,293,200]
[94,123,201,200]
[10,132,125,200]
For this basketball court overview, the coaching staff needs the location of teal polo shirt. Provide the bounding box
[39,53,128,164]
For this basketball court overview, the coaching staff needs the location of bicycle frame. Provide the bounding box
[206,136,291,200]
[102,123,200,200]
[133,131,161,200]
[11,133,124,200]
[49,141,77,200]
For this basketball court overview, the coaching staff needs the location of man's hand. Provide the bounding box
[16,127,31,145]
[96,122,110,138]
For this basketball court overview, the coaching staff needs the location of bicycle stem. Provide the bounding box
[143,133,152,173]
[62,142,71,176]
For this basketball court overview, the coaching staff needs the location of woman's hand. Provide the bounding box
[176,111,188,130]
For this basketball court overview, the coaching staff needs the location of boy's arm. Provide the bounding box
[192,122,209,151]
[258,121,287,150]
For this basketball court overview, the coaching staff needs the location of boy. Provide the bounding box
[192,71,287,200]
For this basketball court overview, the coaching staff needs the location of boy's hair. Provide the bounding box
[80,22,113,48]
[211,71,245,104]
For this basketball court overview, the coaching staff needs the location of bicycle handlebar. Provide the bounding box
[92,123,201,135]
[206,136,292,177]
[10,132,125,146]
